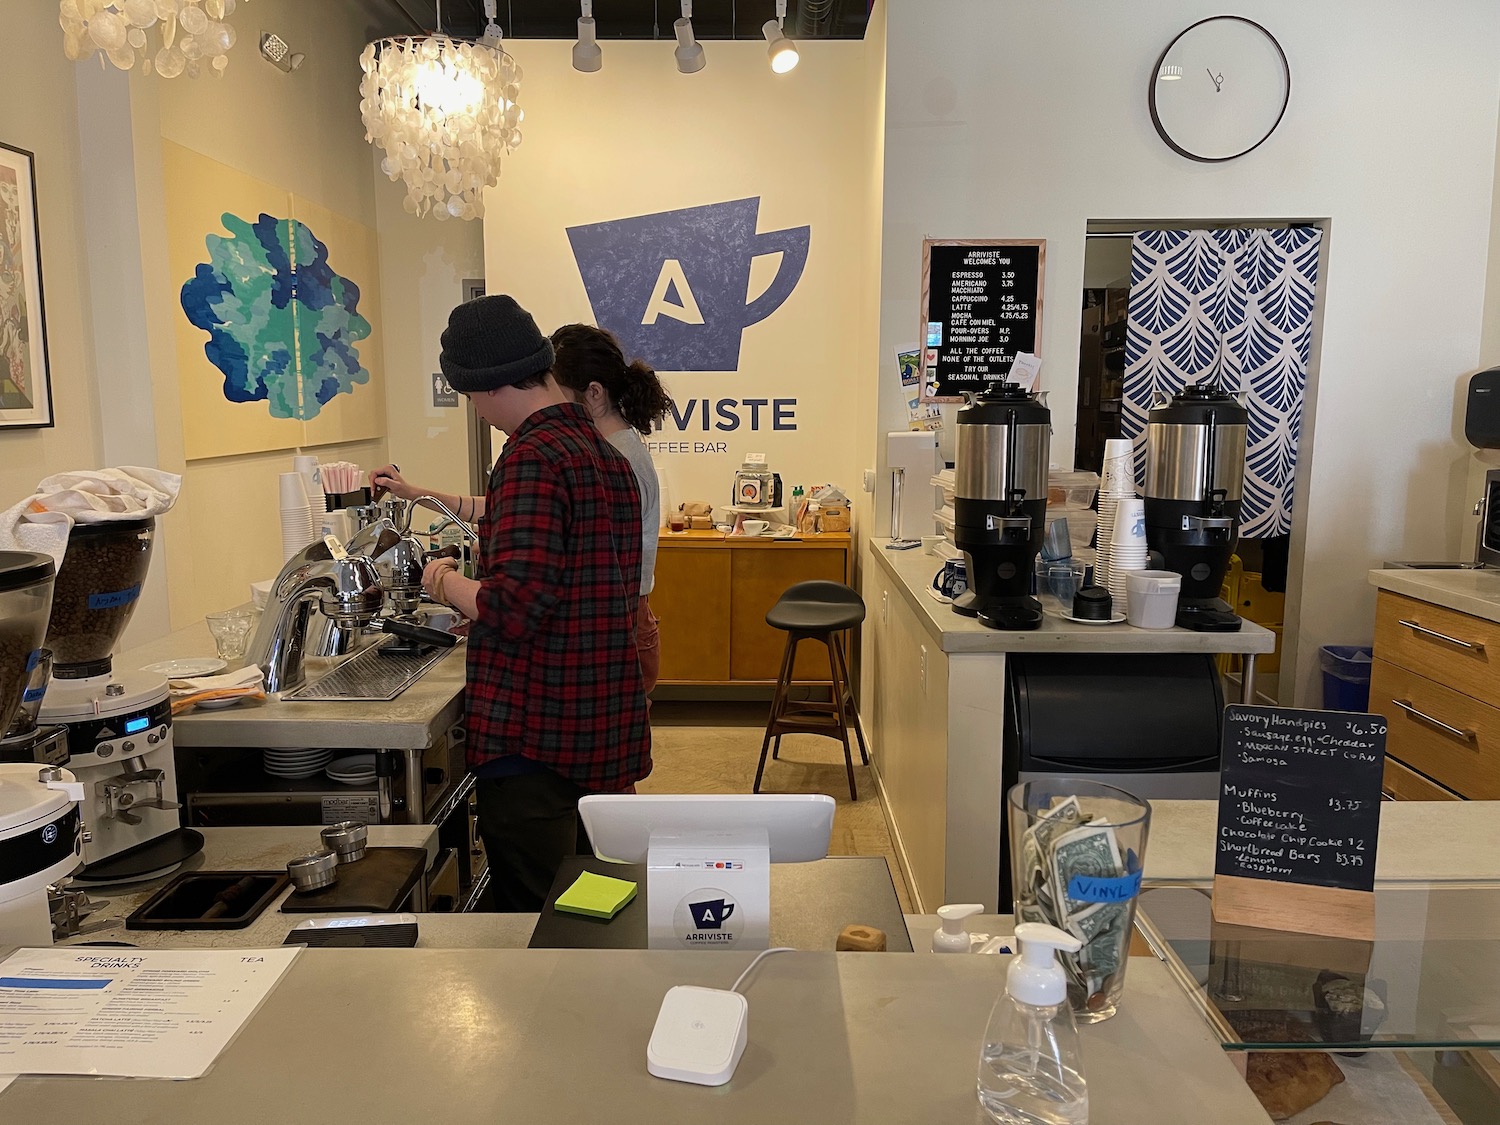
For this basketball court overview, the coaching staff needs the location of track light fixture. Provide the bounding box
[763,0,799,73]
[674,0,705,74]
[573,0,601,72]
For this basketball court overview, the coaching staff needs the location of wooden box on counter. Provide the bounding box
[651,530,853,687]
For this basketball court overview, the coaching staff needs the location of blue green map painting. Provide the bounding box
[180,212,371,421]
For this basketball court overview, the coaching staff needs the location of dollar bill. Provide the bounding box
[1051,824,1124,916]
[1028,795,1084,857]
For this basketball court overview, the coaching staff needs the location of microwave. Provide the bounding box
[1479,469,1500,568]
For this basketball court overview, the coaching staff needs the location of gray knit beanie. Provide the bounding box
[439,295,555,392]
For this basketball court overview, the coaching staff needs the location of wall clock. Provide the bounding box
[1149,16,1290,162]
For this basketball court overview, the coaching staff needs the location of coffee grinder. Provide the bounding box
[1141,383,1249,632]
[951,382,1051,630]
[36,517,203,882]
[0,552,68,769]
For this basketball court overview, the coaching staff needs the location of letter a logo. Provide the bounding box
[641,259,705,326]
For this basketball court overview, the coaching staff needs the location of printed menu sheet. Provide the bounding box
[0,947,299,1079]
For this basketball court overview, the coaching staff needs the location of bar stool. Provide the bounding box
[754,580,870,801]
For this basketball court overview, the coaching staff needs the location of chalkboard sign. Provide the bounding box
[920,239,1045,402]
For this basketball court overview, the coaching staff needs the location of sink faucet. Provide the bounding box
[245,543,384,694]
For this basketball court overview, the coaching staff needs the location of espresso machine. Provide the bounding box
[952,382,1051,630]
[1142,383,1249,632]
[36,517,204,883]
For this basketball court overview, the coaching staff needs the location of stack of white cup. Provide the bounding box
[279,472,319,562]
[1093,438,1138,600]
[1106,496,1149,612]
[292,454,325,539]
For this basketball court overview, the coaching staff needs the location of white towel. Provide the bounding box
[167,666,265,695]
[0,466,182,567]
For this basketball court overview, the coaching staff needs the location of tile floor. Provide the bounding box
[640,700,915,913]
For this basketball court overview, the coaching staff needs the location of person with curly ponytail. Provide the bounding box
[550,323,675,695]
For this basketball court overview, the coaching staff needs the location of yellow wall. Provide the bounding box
[480,39,876,519]
[0,1,104,506]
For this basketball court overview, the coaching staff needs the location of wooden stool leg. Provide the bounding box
[756,633,799,792]
[824,633,858,801]
[833,633,870,766]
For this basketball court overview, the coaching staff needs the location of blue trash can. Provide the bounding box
[1320,645,1373,712]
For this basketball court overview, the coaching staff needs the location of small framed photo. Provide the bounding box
[0,142,53,430]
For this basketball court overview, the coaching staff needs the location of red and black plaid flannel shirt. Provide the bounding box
[463,402,651,791]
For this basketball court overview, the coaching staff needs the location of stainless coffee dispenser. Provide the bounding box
[1142,384,1248,632]
[952,383,1051,630]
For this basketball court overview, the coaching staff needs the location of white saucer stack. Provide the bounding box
[325,754,377,785]
[263,747,334,780]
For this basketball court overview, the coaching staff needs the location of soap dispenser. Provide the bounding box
[977,922,1088,1125]
[931,903,983,952]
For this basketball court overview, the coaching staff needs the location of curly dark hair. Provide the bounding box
[550,323,675,436]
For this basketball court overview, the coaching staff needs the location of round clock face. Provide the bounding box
[1150,16,1290,162]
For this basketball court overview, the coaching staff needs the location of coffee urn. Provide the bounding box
[952,383,1051,630]
[1142,384,1248,632]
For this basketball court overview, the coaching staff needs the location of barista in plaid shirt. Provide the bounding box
[419,295,651,911]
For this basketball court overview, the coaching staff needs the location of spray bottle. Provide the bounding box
[977,922,1088,1124]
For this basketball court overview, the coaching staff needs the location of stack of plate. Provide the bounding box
[263,747,334,780]
[325,754,378,786]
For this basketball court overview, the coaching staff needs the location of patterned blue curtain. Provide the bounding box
[1120,228,1322,538]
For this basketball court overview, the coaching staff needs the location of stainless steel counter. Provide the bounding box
[1,948,1272,1125]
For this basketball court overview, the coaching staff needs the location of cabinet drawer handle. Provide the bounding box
[1398,619,1485,652]
[1392,698,1477,744]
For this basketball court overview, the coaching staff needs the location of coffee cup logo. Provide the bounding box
[567,198,810,372]
[688,898,735,928]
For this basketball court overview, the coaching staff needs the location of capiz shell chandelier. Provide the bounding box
[59,0,244,78]
[358,1,522,222]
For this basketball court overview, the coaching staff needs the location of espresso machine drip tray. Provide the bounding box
[285,637,460,702]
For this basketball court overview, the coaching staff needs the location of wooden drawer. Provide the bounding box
[1375,591,1500,702]
[1382,757,1462,801]
[1369,657,1500,799]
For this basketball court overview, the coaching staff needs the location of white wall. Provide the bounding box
[880,0,1500,704]
[481,39,875,519]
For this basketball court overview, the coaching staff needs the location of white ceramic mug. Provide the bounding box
[741,519,770,536]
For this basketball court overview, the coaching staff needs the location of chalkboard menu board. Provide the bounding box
[1215,704,1387,893]
[920,239,1045,401]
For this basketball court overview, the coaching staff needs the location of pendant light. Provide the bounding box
[762,0,798,74]
[674,0,705,74]
[358,0,522,221]
[58,0,247,79]
[573,0,601,72]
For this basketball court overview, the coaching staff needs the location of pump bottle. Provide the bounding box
[931,903,983,952]
[977,922,1088,1125]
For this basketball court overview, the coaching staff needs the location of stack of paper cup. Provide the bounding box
[1106,496,1149,612]
[279,472,319,562]
[1093,438,1138,593]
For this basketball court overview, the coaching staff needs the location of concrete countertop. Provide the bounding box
[1369,566,1500,624]
[115,615,467,750]
[870,540,1277,655]
[1,949,1271,1125]
[1146,799,1500,885]
[62,825,438,949]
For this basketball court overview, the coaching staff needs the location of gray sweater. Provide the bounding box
[608,428,660,595]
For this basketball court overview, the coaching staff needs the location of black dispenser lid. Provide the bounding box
[1148,382,1249,426]
[0,551,55,592]
[956,382,1051,427]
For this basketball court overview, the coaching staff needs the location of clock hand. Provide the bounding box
[1207,68,1224,92]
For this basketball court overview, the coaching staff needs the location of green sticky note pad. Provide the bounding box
[554,871,638,920]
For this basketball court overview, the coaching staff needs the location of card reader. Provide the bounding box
[646,985,748,1086]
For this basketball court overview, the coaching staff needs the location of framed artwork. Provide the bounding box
[0,141,53,429]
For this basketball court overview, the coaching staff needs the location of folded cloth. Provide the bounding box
[0,466,183,567]
[167,666,266,715]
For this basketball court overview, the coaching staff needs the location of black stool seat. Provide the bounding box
[755,580,870,801]
[765,580,867,631]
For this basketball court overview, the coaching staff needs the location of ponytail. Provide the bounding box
[550,324,676,436]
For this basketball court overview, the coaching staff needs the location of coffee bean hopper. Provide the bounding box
[35,518,204,883]
[0,552,67,769]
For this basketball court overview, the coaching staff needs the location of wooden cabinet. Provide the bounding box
[651,531,852,687]
[1369,589,1500,799]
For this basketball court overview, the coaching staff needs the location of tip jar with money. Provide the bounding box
[1006,779,1151,1024]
